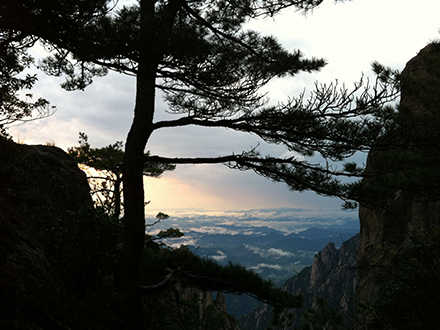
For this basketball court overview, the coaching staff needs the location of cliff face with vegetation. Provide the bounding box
[0,138,239,330]
[240,234,359,330]
[356,44,440,329]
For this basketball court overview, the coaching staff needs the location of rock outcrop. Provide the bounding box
[240,234,359,330]
[356,43,440,327]
[0,138,96,329]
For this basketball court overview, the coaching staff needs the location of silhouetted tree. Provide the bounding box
[0,28,55,137]
[68,132,175,219]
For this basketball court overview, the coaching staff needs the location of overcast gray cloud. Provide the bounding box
[9,0,440,217]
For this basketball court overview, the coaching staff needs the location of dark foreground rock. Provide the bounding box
[0,139,97,329]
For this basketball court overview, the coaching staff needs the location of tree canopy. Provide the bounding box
[0,0,400,203]
[28,1,400,199]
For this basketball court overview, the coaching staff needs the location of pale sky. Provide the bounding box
[9,0,440,217]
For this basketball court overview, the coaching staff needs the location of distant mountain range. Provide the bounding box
[146,213,359,318]
[148,215,358,278]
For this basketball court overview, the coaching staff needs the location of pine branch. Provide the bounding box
[182,2,265,60]
[145,154,359,177]
[141,268,176,294]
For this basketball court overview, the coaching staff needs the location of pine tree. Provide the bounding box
[0,1,400,327]
[67,132,175,219]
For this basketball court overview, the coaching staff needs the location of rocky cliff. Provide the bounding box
[0,138,98,329]
[355,43,440,328]
[240,234,359,330]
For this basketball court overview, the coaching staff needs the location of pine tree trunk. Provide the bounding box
[119,68,156,328]
[118,1,157,327]
[118,1,183,327]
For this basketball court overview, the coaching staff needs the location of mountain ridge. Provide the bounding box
[239,233,359,329]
